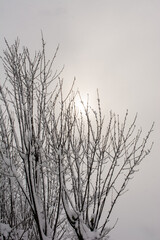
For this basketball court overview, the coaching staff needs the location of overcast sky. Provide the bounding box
[0,1,160,239]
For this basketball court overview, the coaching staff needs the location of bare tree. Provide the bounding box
[0,38,66,240]
[46,88,153,240]
[0,38,153,240]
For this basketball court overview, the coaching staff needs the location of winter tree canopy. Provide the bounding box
[0,38,153,240]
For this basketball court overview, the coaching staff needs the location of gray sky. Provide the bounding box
[0,0,160,239]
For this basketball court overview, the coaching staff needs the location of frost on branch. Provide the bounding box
[57,91,153,240]
[62,189,101,240]
[0,38,65,240]
[0,38,153,240]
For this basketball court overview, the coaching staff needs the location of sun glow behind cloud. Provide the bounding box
[74,92,89,115]
[1,0,160,239]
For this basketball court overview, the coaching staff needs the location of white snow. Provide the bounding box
[0,223,12,238]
